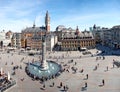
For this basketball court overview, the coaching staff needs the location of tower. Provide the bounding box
[75,26,80,35]
[76,26,79,32]
[45,11,50,32]
[93,24,96,29]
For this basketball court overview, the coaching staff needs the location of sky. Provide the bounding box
[0,0,120,32]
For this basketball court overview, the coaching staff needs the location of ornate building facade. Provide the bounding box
[55,26,95,51]
[21,11,51,50]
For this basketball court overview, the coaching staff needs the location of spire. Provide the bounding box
[93,24,96,29]
[76,26,79,31]
[45,10,50,32]
[33,20,36,28]
[46,10,49,17]
[75,26,79,35]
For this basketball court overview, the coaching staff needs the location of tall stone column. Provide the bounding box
[41,35,48,70]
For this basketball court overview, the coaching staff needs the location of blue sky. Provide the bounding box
[0,0,120,32]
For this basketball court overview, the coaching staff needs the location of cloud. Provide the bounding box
[2,0,43,17]
[1,0,120,32]
[0,0,43,32]
[51,11,120,31]
[0,18,33,32]
[59,13,111,23]
[35,13,45,26]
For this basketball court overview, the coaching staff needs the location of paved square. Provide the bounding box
[0,48,120,92]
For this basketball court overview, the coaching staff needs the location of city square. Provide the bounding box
[0,45,120,92]
[0,0,120,92]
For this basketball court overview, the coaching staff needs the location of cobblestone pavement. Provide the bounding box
[0,48,120,92]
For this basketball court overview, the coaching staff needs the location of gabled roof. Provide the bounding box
[22,26,46,33]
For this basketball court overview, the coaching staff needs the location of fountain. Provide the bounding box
[26,35,61,80]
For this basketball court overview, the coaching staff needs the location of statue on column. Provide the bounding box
[41,34,48,70]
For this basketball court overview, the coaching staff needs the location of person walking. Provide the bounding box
[53,82,54,87]
[94,66,97,71]
[80,69,84,73]
[75,62,77,65]
[113,62,115,68]
[86,74,88,79]
[85,82,87,87]
[102,79,105,86]
[43,84,45,89]
[97,63,99,67]
[63,85,66,91]
[66,85,69,90]
[106,66,108,71]
[60,82,62,87]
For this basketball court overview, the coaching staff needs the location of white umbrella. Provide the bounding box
[1,67,3,75]
[8,71,10,80]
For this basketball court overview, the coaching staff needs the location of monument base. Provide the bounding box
[41,60,48,70]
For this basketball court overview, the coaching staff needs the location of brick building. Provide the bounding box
[55,26,95,51]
